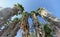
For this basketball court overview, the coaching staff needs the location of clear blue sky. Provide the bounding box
[0,0,60,18]
[0,0,60,37]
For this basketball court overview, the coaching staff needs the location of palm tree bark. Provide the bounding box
[30,11,45,37]
[7,22,20,37]
[0,25,8,36]
[20,12,29,37]
[0,20,19,37]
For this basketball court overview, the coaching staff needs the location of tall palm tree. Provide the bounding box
[37,8,60,28]
[0,3,24,26]
[30,11,45,37]
[37,8,60,37]
[19,12,29,37]
[0,3,24,37]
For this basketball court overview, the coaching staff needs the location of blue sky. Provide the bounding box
[0,0,60,18]
[0,0,60,37]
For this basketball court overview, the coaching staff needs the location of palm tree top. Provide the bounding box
[30,11,39,16]
[13,3,24,12]
[31,11,36,14]
[37,8,45,12]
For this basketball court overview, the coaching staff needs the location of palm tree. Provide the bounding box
[37,8,60,37]
[37,8,60,28]
[0,3,24,37]
[1,3,60,37]
[30,11,45,37]
[0,3,24,26]
[19,12,29,37]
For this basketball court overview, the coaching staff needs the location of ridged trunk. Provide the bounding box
[0,20,19,37]
[30,12,45,37]
[20,13,29,37]
[7,22,20,37]
[0,25,8,36]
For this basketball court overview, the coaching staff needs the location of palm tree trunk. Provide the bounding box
[7,22,20,37]
[30,12,45,37]
[20,13,29,37]
[0,25,8,36]
[0,20,19,37]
